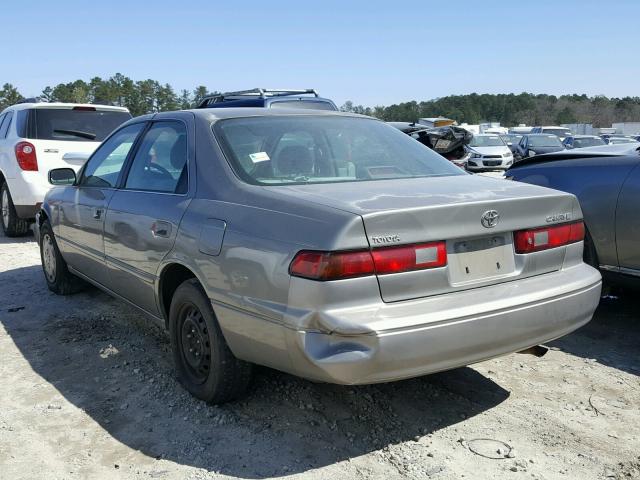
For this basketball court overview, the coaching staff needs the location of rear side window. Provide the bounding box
[29,108,132,142]
[0,113,7,138]
[124,121,188,194]
[1,111,13,138]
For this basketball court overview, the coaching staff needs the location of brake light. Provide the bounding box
[371,241,447,274]
[290,241,447,281]
[289,250,375,280]
[72,106,96,111]
[514,221,584,254]
[15,142,38,171]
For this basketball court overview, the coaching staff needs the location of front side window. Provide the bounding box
[124,121,188,194]
[80,123,145,188]
[213,116,463,185]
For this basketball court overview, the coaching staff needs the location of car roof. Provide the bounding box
[3,102,130,113]
[509,144,640,168]
[176,107,369,121]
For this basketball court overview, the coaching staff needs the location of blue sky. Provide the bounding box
[3,0,639,106]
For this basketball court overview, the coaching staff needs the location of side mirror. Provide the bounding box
[49,168,76,186]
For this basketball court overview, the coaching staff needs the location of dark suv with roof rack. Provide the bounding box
[197,88,338,111]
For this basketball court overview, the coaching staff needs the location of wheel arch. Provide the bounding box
[157,262,205,328]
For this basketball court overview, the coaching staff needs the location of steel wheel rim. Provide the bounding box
[42,234,57,283]
[179,304,211,384]
[1,189,9,229]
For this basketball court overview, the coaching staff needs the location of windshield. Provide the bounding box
[213,116,464,185]
[529,135,563,147]
[32,108,132,142]
[542,128,571,137]
[573,137,605,148]
[469,135,505,147]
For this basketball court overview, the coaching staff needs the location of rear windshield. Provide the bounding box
[213,115,464,185]
[30,108,132,142]
[269,100,337,111]
[529,135,563,147]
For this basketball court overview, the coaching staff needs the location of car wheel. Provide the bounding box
[169,279,253,404]
[1,182,29,237]
[39,220,85,295]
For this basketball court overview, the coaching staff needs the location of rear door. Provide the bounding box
[58,123,145,286]
[615,162,640,273]
[104,116,192,315]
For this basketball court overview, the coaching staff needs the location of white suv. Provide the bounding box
[0,102,131,236]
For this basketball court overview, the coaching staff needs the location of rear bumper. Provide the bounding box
[5,172,50,219]
[284,263,601,384]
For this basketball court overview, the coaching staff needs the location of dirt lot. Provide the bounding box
[0,229,638,480]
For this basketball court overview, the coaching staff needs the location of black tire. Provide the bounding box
[1,182,29,237]
[169,279,252,403]
[39,220,85,295]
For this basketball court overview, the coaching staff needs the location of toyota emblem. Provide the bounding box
[481,210,500,228]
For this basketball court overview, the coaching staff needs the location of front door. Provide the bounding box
[58,123,145,286]
[104,118,192,315]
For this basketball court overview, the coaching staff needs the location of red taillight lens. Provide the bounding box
[15,142,38,171]
[289,250,375,280]
[290,241,447,281]
[514,221,585,254]
[371,241,447,274]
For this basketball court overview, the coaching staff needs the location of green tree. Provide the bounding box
[0,83,24,109]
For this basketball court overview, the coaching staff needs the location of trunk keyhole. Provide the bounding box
[496,262,501,270]
[465,267,470,274]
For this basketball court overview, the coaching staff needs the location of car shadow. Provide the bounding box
[0,228,34,244]
[0,265,510,478]
[550,292,640,377]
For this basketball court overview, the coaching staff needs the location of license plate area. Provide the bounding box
[447,234,515,285]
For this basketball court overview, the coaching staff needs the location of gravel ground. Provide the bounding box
[0,229,638,480]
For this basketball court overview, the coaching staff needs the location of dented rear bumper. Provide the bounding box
[283,263,601,384]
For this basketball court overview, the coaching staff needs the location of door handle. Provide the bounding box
[151,221,172,238]
[93,208,103,220]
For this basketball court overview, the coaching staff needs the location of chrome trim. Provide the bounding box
[599,264,640,277]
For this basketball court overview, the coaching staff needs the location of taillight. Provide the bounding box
[15,142,38,171]
[289,241,447,281]
[371,241,447,274]
[289,250,375,280]
[514,221,585,254]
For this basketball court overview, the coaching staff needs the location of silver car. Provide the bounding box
[36,109,602,403]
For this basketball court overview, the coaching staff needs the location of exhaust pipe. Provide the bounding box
[517,345,549,357]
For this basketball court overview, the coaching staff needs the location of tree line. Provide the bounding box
[340,93,640,127]
[0,74,214,116]
[2,75,639,127]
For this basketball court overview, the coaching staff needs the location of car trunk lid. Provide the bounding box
[275,175,580,302]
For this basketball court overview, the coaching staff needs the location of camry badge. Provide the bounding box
[481,210,500,228]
